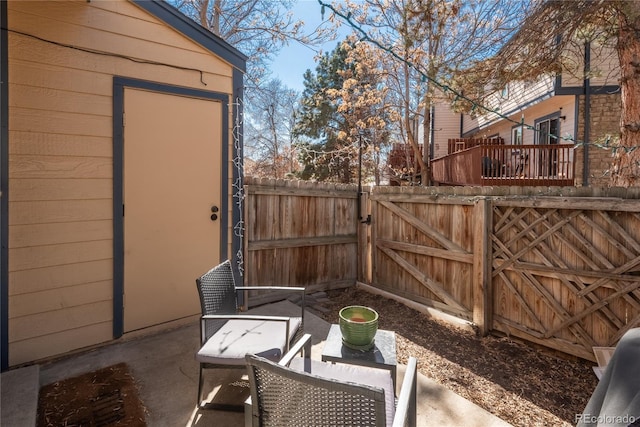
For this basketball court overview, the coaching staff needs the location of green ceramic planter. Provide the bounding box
[339,306,378,350]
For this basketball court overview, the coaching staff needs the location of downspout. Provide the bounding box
[1,0,9,371]
[430,105,435,163]
[582,41,591,186]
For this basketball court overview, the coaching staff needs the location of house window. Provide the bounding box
[512,126,522,145]
[535,116,560,145]
[535,114,561,177]
[501,85,509,99]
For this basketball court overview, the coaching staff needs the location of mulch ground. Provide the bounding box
[317,287,598,427]
[37,362,147,427]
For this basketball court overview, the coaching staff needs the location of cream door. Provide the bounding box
[123,88,221,332]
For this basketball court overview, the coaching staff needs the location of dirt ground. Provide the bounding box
[318,287,598,427]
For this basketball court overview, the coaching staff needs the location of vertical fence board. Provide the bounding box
[244,178,359,305]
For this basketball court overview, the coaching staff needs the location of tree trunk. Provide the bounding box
[198,0,209,27]
[422,99,431,185]
[403,63,427,185]
[212,0,222,35]
[611,4,640,187]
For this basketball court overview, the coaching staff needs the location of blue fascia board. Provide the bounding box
[132,0,247,72]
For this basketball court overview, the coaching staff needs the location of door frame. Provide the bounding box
[1,0,9,372]
[534,112,561,177]
[112,77,230,338]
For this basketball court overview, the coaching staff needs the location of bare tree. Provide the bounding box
[174,0,337,89]
[174,0,343,181]
[326,0,524,185]
[244,79,300,179]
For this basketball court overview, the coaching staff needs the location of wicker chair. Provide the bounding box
[245,334,417,427]
[195,260,305,410]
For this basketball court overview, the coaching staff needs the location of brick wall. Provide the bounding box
[575,93,621,187]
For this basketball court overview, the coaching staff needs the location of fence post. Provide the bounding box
[357,188,372,284]
[473,196,493,335]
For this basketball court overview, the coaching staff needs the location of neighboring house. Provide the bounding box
[1,0,246,369]
[430,37,621,187]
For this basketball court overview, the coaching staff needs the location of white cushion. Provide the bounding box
[196,317,302,365]
[289,357,395,426]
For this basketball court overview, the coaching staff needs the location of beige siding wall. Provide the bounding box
[433,91,580,165]
[468,96,576,146]
[462,76,555,134]
[561,40,620,88]
[561,42,587,88]
[8,0,235,365]
[461,37,619,138]
[432,102,459,159]
[587,41,619,87]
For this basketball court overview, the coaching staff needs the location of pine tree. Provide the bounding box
[294,41,356,183]
[294,38,395,183]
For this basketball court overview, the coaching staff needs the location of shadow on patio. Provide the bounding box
[16,300,511,427]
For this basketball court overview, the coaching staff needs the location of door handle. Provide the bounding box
[211,205,219,221]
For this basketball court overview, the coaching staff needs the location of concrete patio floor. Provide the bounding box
[6,300,512,427]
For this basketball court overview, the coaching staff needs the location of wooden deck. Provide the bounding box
[431,144,575,186]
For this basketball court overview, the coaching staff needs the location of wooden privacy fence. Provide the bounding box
[243,177,362,305]
[243,178,640,361]
[370,186,640,361]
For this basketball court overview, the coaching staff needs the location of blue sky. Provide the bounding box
[268,0,351,92]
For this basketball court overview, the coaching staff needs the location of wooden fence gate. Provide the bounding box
[243,178,360,305]
[371,190,476,321]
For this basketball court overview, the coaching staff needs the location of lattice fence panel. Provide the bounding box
[491,204,640,360]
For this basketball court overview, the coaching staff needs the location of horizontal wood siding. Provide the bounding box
[464,96,576,146]
[244,178,359,304]
[7,0,234,365]
[560,41,620,88]
[462,77,555,134]
[432,102,460,159]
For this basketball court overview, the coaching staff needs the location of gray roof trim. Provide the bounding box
[132,0,246,72]
[555,74,620,96]
[461,90,556,138]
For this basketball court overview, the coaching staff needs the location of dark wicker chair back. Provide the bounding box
[194,260,307,410]
[246,354,388,427]
[196,260,237,340]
